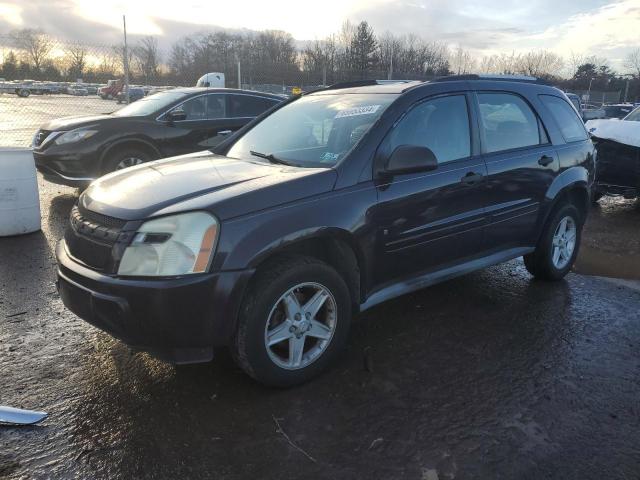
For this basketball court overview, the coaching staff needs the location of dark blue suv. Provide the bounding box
[56,75,595,386]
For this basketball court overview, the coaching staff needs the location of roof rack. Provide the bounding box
[432,74,552,85]
[323,79,415,91]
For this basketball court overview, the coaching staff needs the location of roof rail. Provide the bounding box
[432,74,552,85]
[325,80,380,91]
[324,79,416,91]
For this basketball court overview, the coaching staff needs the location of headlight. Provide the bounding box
[118,212,219,277]
[54,129,97,145]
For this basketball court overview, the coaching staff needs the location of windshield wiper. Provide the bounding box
[249,150,296,166]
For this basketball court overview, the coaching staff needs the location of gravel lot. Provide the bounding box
[0,94,122,148]
[1,174,639,479]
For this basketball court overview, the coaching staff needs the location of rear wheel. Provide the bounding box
[232,256,352,387]
[524,203,582,281]
[103,148,152,174]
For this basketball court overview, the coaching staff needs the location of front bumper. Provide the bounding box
[33,149,99,187]
[56,240,253,363]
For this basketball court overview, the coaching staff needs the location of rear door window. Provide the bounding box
[477,93,543,153]
[539,95,588,142]
[228,95,278,118]
[386,95,471,164]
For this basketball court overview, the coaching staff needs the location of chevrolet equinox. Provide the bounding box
[57,76,595,386]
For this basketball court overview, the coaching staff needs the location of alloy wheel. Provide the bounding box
[115,157,144,170]
[551,216,577,269]
[264,282,337,370]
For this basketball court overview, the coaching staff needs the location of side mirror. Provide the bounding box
[166,109,187,122]
[386,145,438,174]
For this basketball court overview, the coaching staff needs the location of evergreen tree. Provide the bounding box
[350,21,377,78]
[1,51,18,79]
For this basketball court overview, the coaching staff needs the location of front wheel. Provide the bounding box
[232,256,352,387]
[103,148,151,174]
[524,203,582,281]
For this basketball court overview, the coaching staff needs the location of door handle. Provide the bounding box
[538,155,554,167]
[461,172,484,185]
[219,130,233,136]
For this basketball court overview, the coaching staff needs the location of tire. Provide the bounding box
[103,148,151,174]
[233,255,352,387]
[524,203,582,281]
[17,88,30,97]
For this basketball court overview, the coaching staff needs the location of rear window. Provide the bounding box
[540,95,588,142]
[229,95,279,118]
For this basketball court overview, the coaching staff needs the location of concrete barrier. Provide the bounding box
[0,148,41,236]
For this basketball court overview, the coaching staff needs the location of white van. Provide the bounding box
[196,72,225,88]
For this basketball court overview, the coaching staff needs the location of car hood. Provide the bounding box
[80,151,337,221]
[41,114,115,131]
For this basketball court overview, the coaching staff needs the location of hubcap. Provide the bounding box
[115,157,144,170]
[264,282,337,370]
[551,216,577,269]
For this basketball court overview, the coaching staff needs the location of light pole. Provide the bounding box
[587,77,594,105]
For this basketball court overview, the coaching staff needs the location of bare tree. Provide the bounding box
[64,42,87,79]
[518,50,564,78]
[10,28,53,71]
[625,48,640,78]
[450,46,476,75]
[133,36,161,83]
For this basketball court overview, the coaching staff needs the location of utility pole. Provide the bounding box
[388,43,394,80]
[123,15,130,104]
[237,60,241,89]
[587,77,594,104]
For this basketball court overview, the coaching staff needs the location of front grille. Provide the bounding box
[65,205,127,270]
[77,204,127,230]
[33,130,52,147]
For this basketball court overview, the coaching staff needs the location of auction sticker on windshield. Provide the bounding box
[335,105,381,118]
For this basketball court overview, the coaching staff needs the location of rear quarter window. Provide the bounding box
[539,95,588,143]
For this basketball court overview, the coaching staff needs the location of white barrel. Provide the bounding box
[0,148,41,236]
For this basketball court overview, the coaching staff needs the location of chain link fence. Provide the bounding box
[0,33,446,147]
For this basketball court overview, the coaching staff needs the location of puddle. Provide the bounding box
[574,244,640,280]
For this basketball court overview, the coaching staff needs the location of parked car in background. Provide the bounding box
[99,79,123,99]
[602,103,635,119]
[116,87,145,103]
[33,88,283,187]
[67,85,89,96]
[565,93,583,118]
[587,105,640,201]
[55,76,594,386]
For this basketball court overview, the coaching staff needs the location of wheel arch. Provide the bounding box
[541,167,591,236]
[99,137,161,173]
[244,229,367,313]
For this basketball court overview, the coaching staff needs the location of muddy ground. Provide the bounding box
[1,179,639,480]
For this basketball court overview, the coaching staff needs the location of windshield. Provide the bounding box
[604,105,634,119]
[624,106,640,121]
[226,93,397,167]
[112,91,189,117]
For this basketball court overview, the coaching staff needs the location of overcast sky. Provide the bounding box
[0,0,639,70]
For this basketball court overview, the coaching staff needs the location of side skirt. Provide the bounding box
[360,247,534,312]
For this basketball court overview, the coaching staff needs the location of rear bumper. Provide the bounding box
[56,240,253,363]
